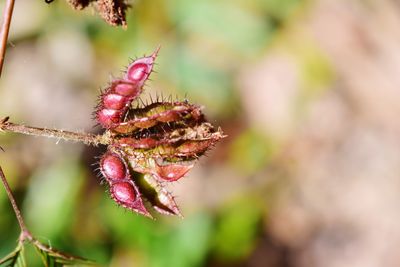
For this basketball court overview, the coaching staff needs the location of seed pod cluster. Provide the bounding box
[96,48,158,129]
[97,48,224,218]
[100,152,149,216]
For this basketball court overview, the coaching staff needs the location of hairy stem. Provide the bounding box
[0,167,91,264]
[0,117,110,146]
[0,0,15,76]
[0,166,30,237]
[0,0,37,246]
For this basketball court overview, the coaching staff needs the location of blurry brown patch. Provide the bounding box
[67,0,91,10]
[48,0,129,26]
[95,0,128,27]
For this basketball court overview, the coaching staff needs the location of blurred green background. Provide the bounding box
[2,0,400,266]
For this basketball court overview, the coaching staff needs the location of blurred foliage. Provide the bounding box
[212,197,263,263]
[229,130,277,176]
[23,158,85,240]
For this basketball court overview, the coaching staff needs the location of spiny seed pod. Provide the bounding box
[109,181,151,217]
[111,182,136,202]
[96,48,225,218]
[96,48,159,129]
[100,152,151,217]
[100,152,126,180]
[154,159,195,181]
[112,101,203,134]
[142,173,182,216]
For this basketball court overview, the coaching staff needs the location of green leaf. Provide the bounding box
[35,245,97,267]
[0,244,25,267]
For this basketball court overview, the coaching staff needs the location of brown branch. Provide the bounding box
[0,0,15,76]
[0,117,110,146]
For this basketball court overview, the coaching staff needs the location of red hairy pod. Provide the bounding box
[96,48,158,129]
[100,153,127,180]
[125,47,159,83]
[142,173,182,217]
[95,48,225,218]
[111,182,136,202]
[102,94,127,110]
[97,109,122,128]
[155,159,194,182]
[110,181,151,218]
[117,137,159,149]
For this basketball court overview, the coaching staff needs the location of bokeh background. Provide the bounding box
[1,0,400,266]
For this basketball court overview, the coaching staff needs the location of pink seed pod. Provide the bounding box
[143,174,182,217]
[176,139,218,156]
[130,118,158,129]
[100,153,126,180]
[111,103,202,134]
[125,47,159,85]
[155,160,194,181]
[118,137,159,149]
[103,93,127,110]
[111,182,136,202]
[97,109,122,128]
[155,110,183,123]
[93,47,225,218]
[112,80,139,97]
[110,181,152,218]
[96,48,160,129]
[127,63,148,81]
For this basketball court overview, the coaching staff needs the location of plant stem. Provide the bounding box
[0,166,30,236]
[0,0,15,76]
[0,0,38,247]
[0,117,110,146]
[0,166,92,264]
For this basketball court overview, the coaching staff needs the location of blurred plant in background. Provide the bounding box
[2,0,400,266]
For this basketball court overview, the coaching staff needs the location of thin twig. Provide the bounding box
[0,166,30,235]
[0,0,15,76]
[0,165,92,266]
[0,117,110,146]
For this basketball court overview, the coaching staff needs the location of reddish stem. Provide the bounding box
[0,0,15,76]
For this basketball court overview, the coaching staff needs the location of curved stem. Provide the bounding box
[0,0,16,76]
[0,166,29,234]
